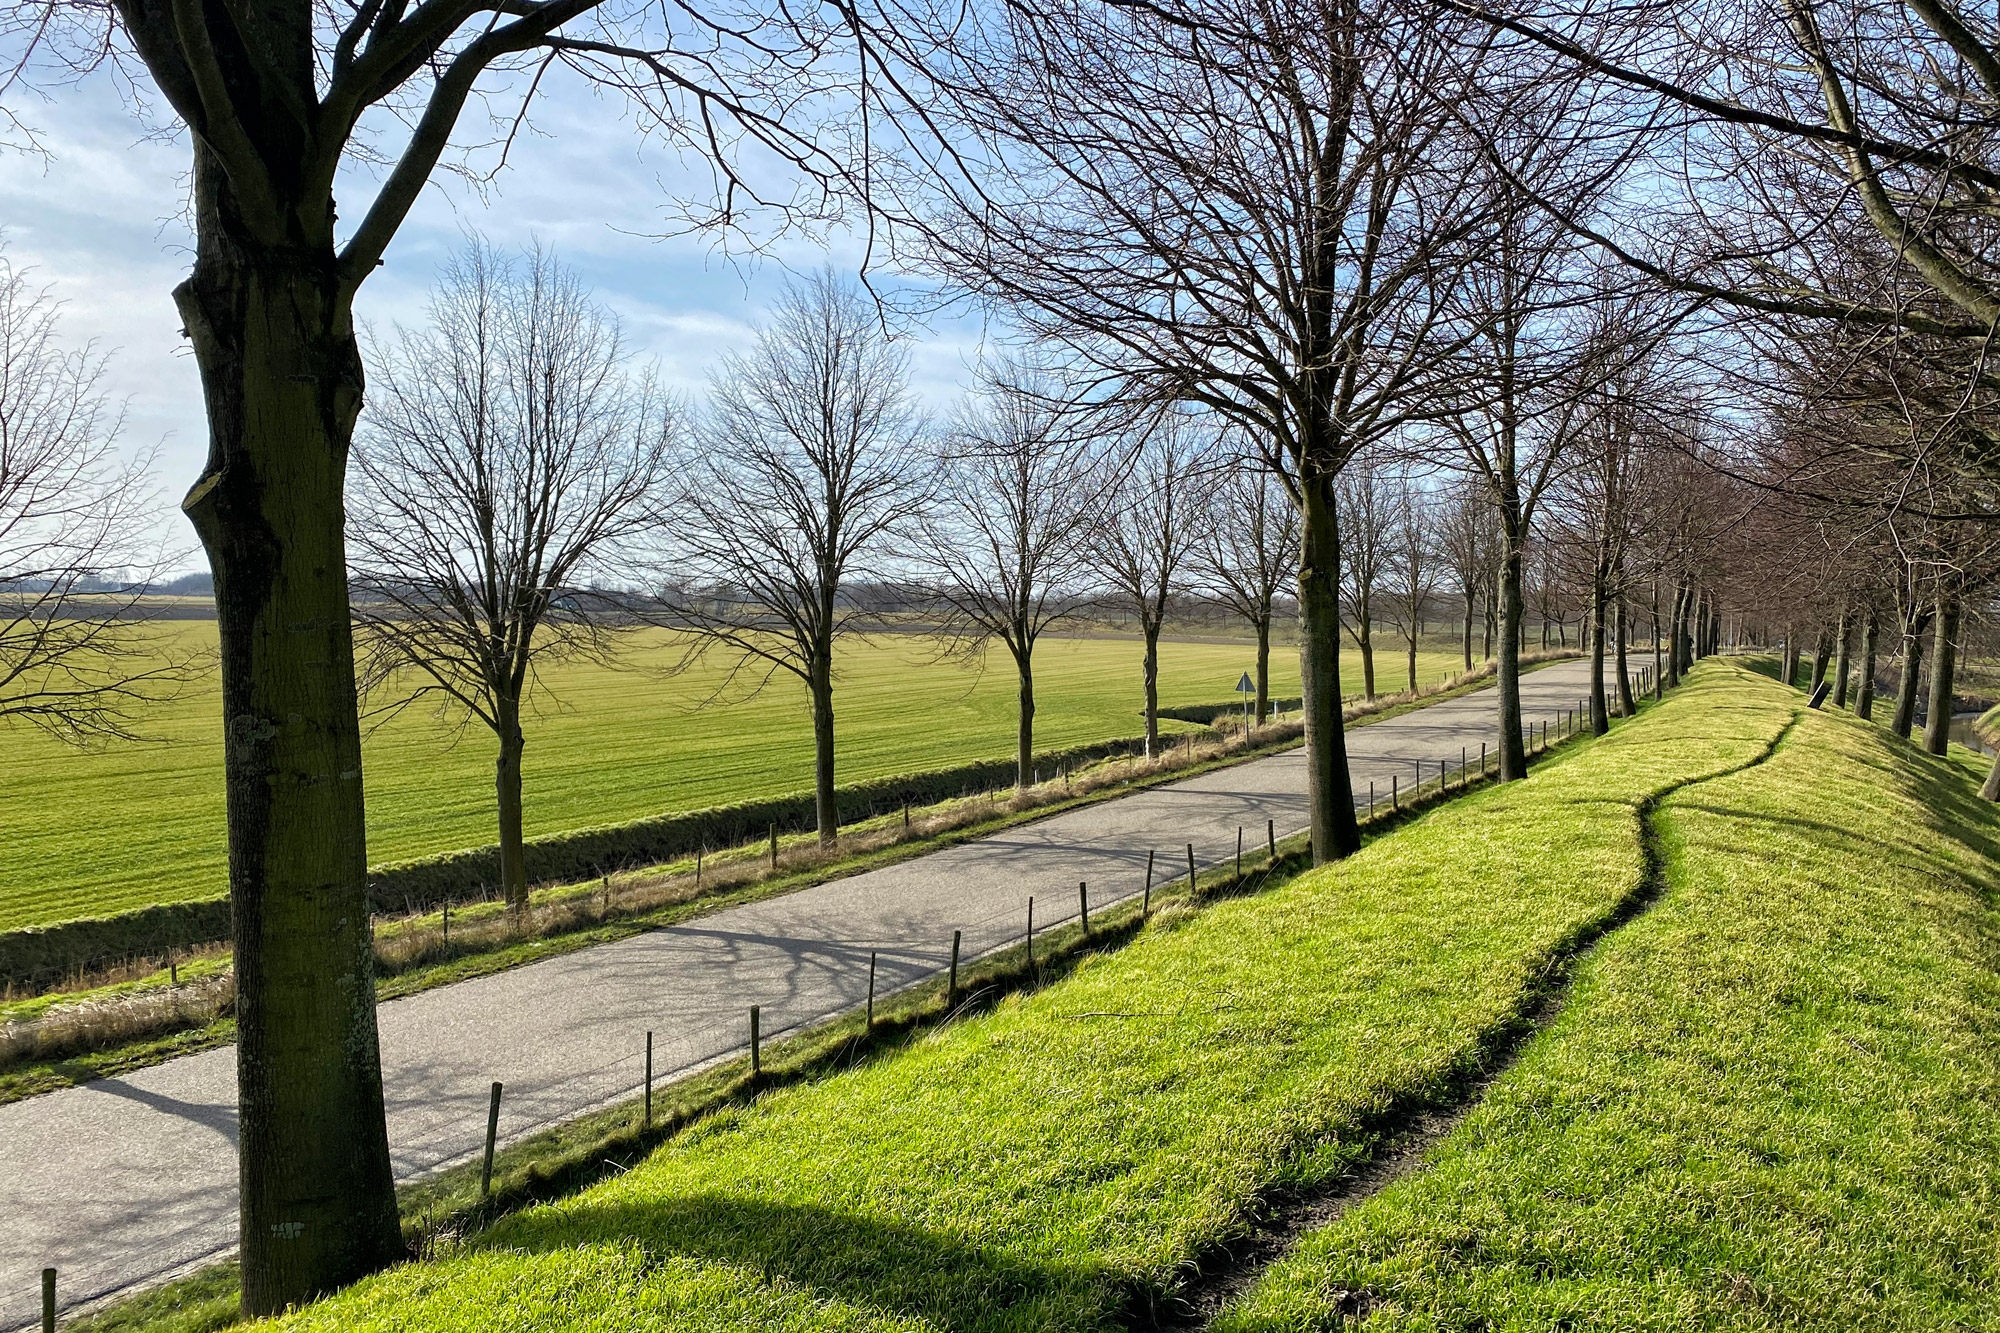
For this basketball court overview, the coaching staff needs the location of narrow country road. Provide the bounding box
[2,658,1602,1329]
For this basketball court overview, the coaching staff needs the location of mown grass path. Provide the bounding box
[178,662,1787,1333]
[1215,665,2000,1331]
[0,662,1597,1331]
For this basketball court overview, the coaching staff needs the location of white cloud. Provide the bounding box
[0,60,991,564]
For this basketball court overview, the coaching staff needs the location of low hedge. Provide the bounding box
[0,898,234,994]
[1,730,1192,990]
[1158,697,1302,725]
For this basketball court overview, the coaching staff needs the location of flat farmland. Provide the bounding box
[2,626,1460,932]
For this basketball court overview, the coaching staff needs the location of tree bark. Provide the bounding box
[1857,612,1878,720]
[1355,594,1376,699]
[1015,645,1035,790]
[1141,624,1161,757]
[1981,749,2000,801]
[1614,598,1635,717]
[1460,594,1474,671]
[1664,586,1686,687]
[1832,611,1853,708]
[1497,525,1529,780]
[1253,615,1271,724]
[1810,627,1831,694]
[494,694,528,911]
[1299,472,1360,860]
[1892,613,1930,739]
[175,161,403,1311]
[810,646,838,847]
[1588,558,1609,734]
[1924,593,1960,757]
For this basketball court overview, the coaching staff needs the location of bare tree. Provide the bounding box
[1439,481,1499,671]
[1384,471,1445,693]
[1198,454,1299,723]
[1339,456,1395,701]
[350,243,674,913]
[1095,411,1204,757]
[0,250,194,742]
[853,0,1512,862]
[910,363,1111,789]
[665,271,927,848]
[3,0,869,1299]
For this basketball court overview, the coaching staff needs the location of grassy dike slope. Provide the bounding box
[1218,663,2000,1332]
[260,671,1785,1333]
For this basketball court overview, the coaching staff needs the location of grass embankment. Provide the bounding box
[227,671,1772,1332]
[1217,663,2000,1332]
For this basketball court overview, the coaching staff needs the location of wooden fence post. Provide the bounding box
[644,1031,654,1129]
[948,930,962,1005]
[481,1081,502,1198]
[750,1005,761,1076]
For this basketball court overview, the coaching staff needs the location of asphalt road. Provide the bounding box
[0,658,1601,1329]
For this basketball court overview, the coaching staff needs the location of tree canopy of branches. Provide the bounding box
[350,243,673,913]
[911,364,1111,788]
[1197,452,1299,723]
[3,0,862,1300]
[1094,412,1203,758]
[862,0,1508,860]
[0,250,193,743]
[664,270,927,848]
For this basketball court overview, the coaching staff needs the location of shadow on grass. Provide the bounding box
[498,1192,1100,1328]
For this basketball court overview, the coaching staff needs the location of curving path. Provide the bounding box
[0,658,1601,1329]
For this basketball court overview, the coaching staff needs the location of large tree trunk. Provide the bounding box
[1810,627,1831,694]
[1014,644,1035,790]
[1857,612,1878,720]
[494,694,528,911]
[1652,586,1664,699]
[1891,614,1929,740]
[1781,625,1797,688]
[1924,593,1960,756]
[1614,598,1635,717]
[1141,623,1161,757]
[810,647,838,847]
[1665,586,1686,688]
[1832,612,1853,708]
[1404,627,1417,694]
[1588,558,1609,734]
[1355,593,1376,699]
[1460,592,1474,671]
[1298,472,1359,861]
[175,168,403,1314]
[1981,749,2000,801]
[1253,614,1271,724]
[1497,523,1529,781]
[1482,569,1496,659]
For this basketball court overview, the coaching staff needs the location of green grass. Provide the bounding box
[4,627,1379,932]
[1215,662,2000,1332]
[249,668,1779,1332]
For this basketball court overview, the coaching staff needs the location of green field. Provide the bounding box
[253,666,1788,1332]
[6,625,1445,932]
[1216,678,2000,1330]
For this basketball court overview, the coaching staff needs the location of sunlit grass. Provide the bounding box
[1216,664,2000,1332]
[5,625,1393,930]
[252,668,1782,1332]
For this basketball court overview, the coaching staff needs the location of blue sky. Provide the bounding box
[0,61,988,545]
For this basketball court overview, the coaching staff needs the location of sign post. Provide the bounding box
[1235,670,1255,733]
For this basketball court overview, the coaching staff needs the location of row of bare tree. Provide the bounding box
[13,0,2000,1306]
